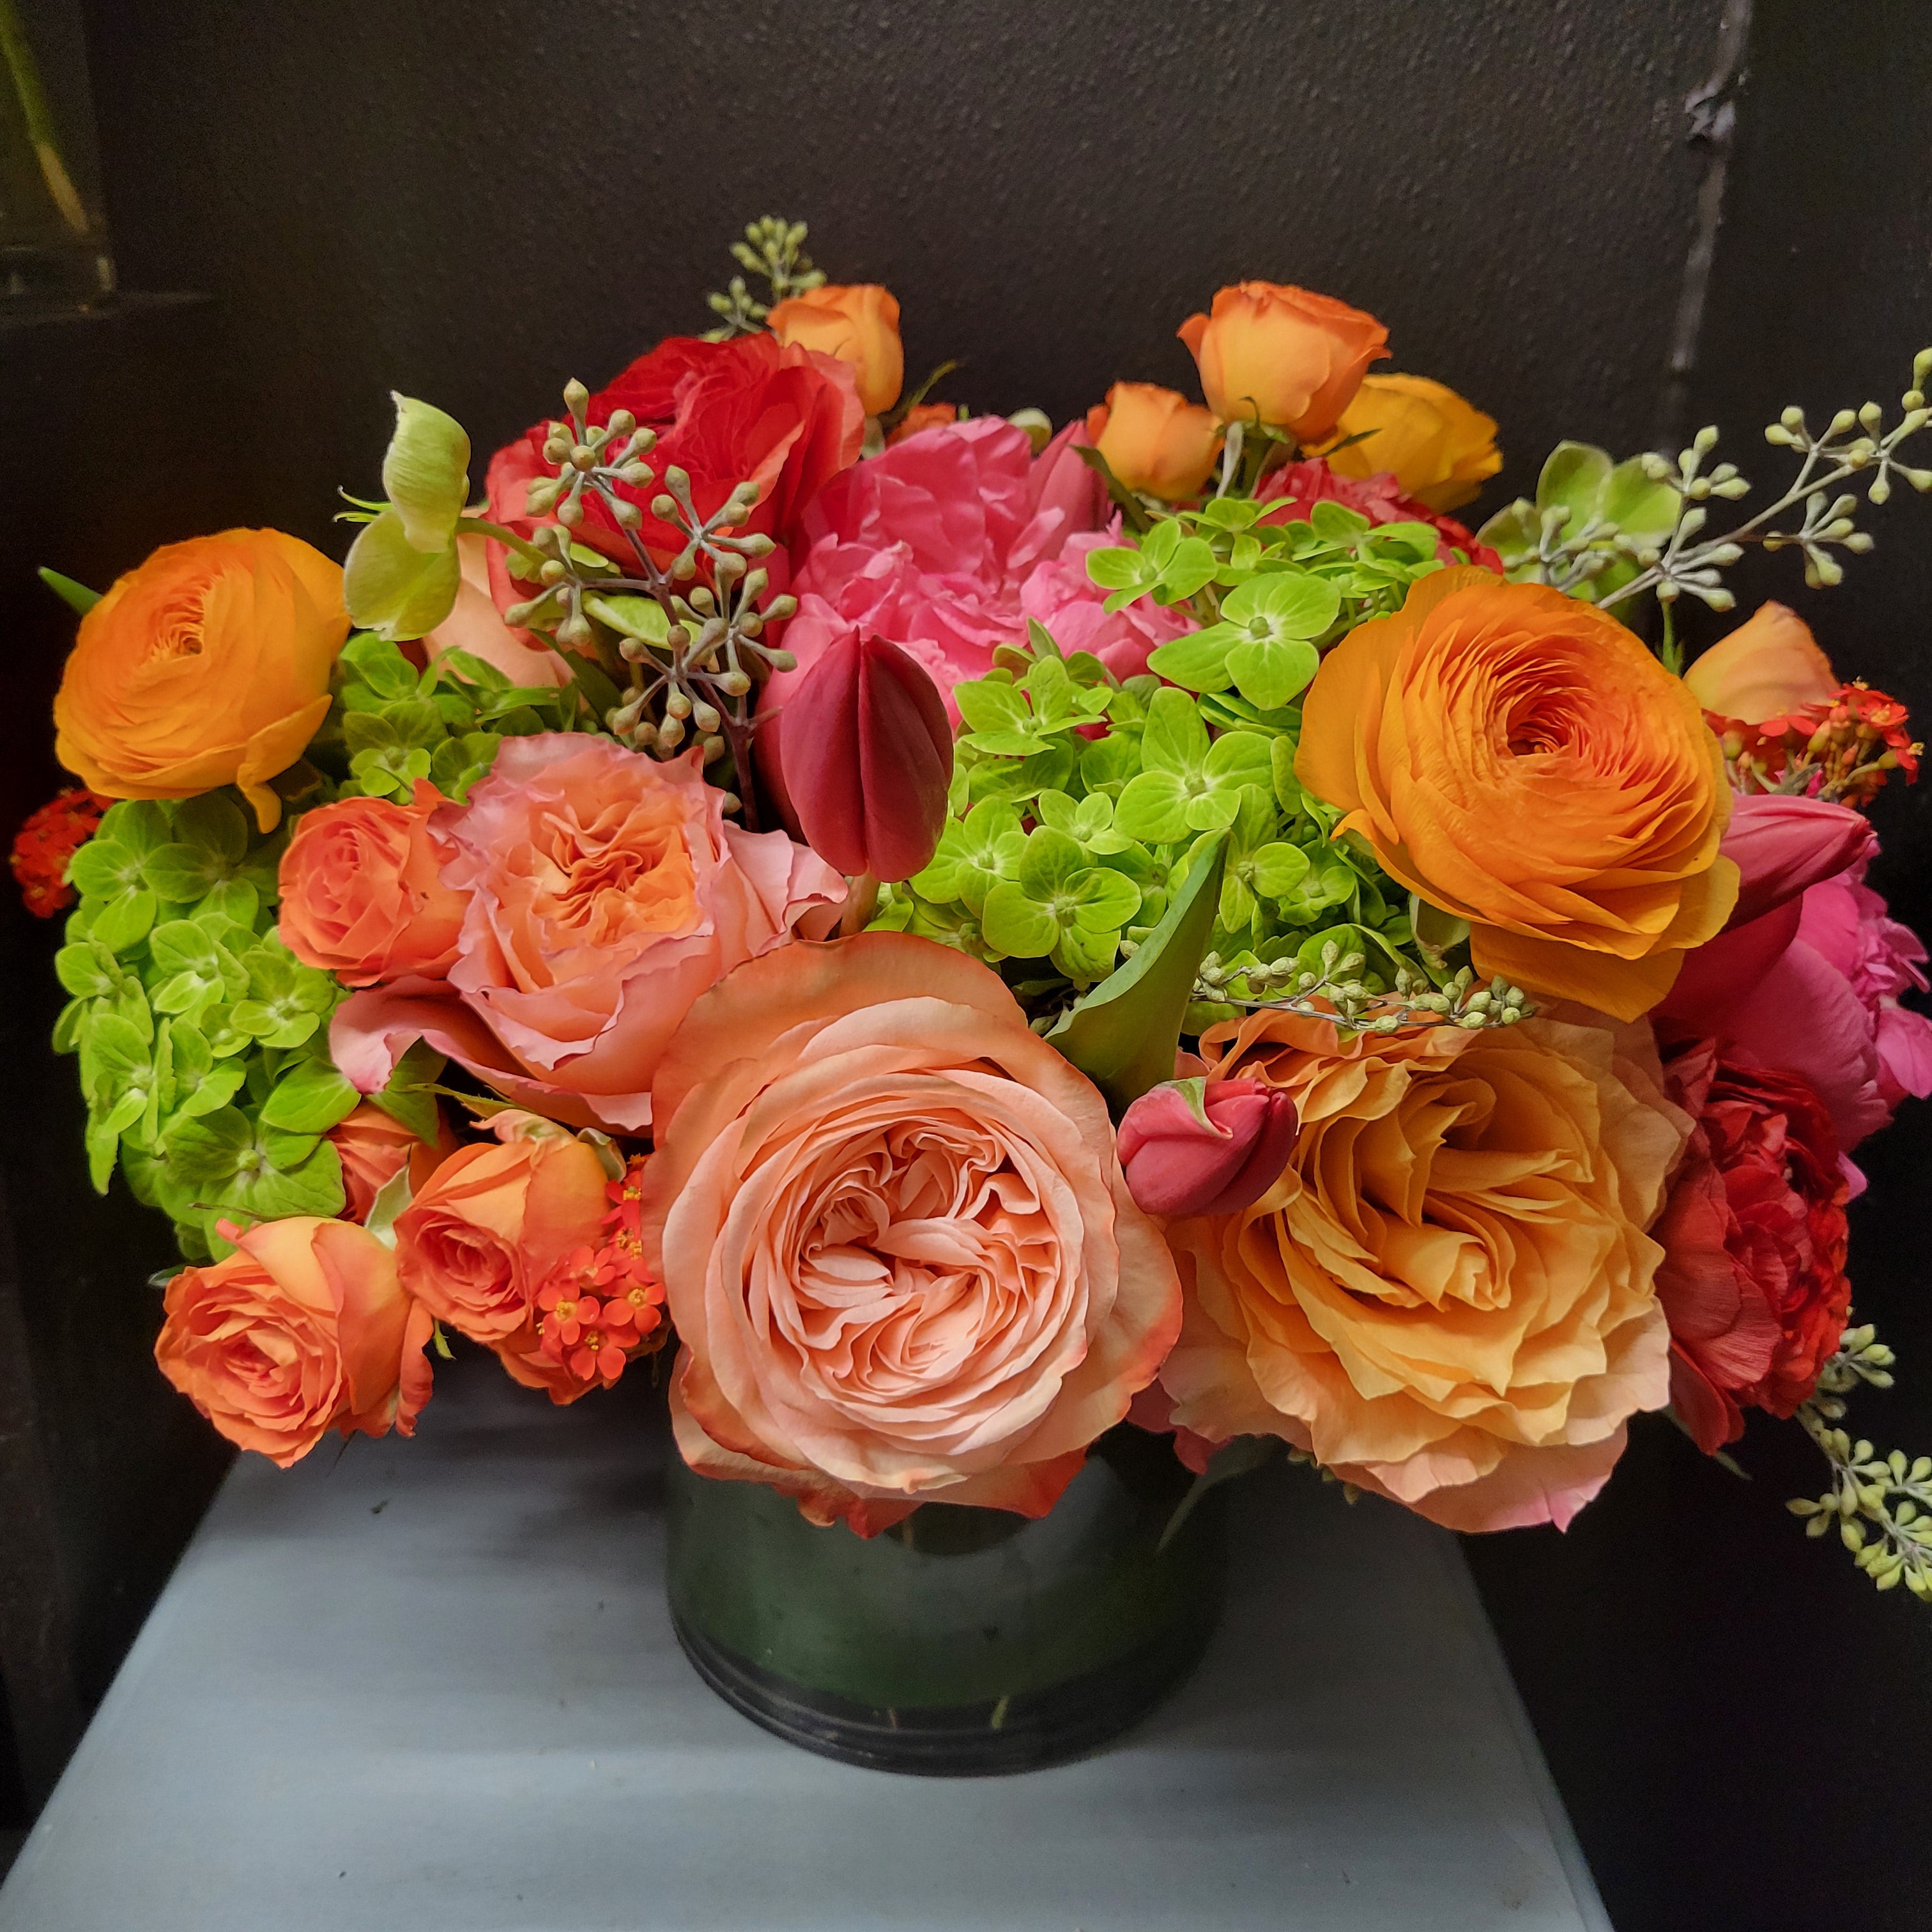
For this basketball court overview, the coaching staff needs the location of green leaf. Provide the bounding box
[1146,629,1236,695]
[1138,687,1212,776]
[1597,456,1680,540]
[141,844,227,903]
[1085,545,1155,593]
[171,792,250,865]
[195,879,263,931]
[1536,441,1613,530]
[54,942,118,999]
[980,882,1061,960]
[39,567,100,615]
[381,394,472,554]
[259,1058,362,1134]
[1225,636,1319,710]
[1071,868,1142,931]
[1045,832,1229,1114]
[92,887,157,954]
[344,507,463,642]
[1154,536,1220,603]
[1017,827,1087,900]
[1220,571,1342,641]
[583,593,671,646]
[1114,769,1193,845]
[67,838,142,900]
[341,632,424,700]
[368,1040,447,1145]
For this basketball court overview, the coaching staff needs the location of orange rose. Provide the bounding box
[54,529,349,832]
[1296,569,1738,1020]
[641,933,1183,1534]
[887,402,960,445]
[278,782,469,987]
[767,284,905,416]
[1177,282,1388,438]
[327,1102,459,1222]
[394,1122,609,1343]
[1319,373,1501,512]
[155,1216,433,1466]
[1682,601,1838,724]
[1084,383,1223,501]
[1162,1009,1686,1532]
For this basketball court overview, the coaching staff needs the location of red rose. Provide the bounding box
[485,333,864,596]
[1653,1034,1852,1453]
[1255,456,1504,570]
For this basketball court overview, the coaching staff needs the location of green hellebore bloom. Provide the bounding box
[383,393,473,555]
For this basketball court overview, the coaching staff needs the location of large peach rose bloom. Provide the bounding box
[641,933,1183,1533]
[1297,569,1738,1020]
[155,1216,433,1466]
[331,735,846,1131]
[1160,1009,1688,1533]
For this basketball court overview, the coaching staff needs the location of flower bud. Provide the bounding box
[1721,791,1876,929]
[1116,1078,1299,1219]
[760,627,954,882]
[1084,383,1223,501]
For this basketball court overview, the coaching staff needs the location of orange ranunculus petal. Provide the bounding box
[1296,572,1734,1015]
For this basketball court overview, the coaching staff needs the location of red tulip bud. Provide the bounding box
[760,627,953,882]
[1116,1077,1298,1219]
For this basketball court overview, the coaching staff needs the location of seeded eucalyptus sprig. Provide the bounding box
[1192,953,1536,1036]
[1483,348,1932,645]
[702,215,825,339]
[500,379,801,822]
[1788,1322,1932,1602]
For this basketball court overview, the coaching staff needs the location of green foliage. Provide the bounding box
[342,392,473,641]
[55,795,343,1257]
[1476,440,1680,604]
[313,632,571,804]
[873,624,1429,1027]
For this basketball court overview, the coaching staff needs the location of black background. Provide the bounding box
[1,2,1928,1924]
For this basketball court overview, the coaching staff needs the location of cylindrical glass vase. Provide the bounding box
[665,1428,1225,1775]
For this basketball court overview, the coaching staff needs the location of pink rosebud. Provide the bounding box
[1116,1077,1298,1219]
[763,627,954,882]
[1722,791,1876,930]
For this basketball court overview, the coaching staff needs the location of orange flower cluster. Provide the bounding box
[10,786,111,917]
[1711,682,1920,804]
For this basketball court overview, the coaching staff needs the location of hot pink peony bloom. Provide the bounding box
[330,735,846,1133]
[762,416,1194,721]
[1664,854,1932,1153]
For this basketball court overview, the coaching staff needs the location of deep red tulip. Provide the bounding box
[1116,1077,1298,1219]
[763,626,953,882]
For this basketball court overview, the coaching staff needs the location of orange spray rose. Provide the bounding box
[327,1103,459,1222]
[277,781,469,987]
[1296,569,1738,1019]
[155,1216,433,1466]
[1683,601,1838,724]
[1320,373,1501,512]
[767,284,905,416]
[53,530,349,831]
[393,1121,610,1344]
[1084,383,1223,501]
[1177,282,1388,439]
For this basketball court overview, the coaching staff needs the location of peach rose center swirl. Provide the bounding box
[739,1092,1084,1452]
[522,793,698,951]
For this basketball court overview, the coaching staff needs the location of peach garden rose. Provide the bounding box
[1160,1008,1689,1533]
[640,933,1184,1533]
[332,735,847,1131]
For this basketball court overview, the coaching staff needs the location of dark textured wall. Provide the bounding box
[8,3,1929,1925]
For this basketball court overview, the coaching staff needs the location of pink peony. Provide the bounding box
[762,417,1193,721]
[330,735,846,1133]
[1663,855,1932,1152]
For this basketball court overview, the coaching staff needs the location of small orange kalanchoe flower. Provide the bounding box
[10,786,111,917]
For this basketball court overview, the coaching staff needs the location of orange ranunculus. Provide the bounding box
[1084,383,1223,502]
[155,1216,433,1466]
[54,529,349,832]
[1682,601,1838,724]
[278,782,469,987]
[1319,373,1501,512]
[1161,1009,1686,1532]
[641,933,1183,1534]
[1177,282,1388,439]
[394,1119,609,1344]
[327,1102,460,1222]
[1296,569,1738,1020]
[767,284,905,417]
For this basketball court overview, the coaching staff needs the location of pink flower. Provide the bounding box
[1663,854,1932,1151]
[330,735,846,1132]
[1116,1078,1298,1218]
[1720,791,1875,930]
[762,417,1193,721]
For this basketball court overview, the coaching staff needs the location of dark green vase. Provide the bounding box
[665,1427,1226,1775]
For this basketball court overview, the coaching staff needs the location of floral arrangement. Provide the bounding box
[22,218,1932,1597]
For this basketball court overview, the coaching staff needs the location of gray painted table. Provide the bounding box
[0,1357,1611,1931]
